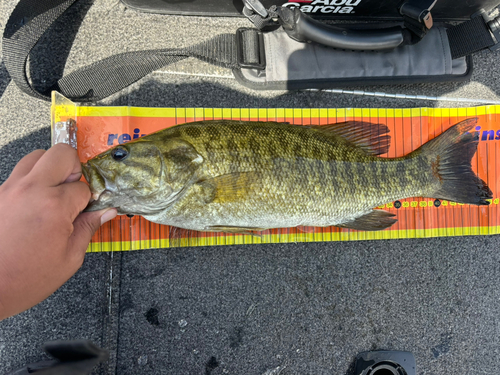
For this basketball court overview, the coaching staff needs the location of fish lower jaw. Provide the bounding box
[89,189,109,204]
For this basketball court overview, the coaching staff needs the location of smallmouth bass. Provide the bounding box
[82,118,491,232]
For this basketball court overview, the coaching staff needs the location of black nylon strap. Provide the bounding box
[3,0,499,101]
[2,0,238,102]
[3,0,78,101]
[447,15,496,59]
[53,35,238,101]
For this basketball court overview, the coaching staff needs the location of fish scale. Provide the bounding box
[83,118,492,232]
[153,122,423,227]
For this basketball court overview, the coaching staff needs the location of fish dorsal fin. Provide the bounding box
[197,171,261,204]
[309,121,391,156]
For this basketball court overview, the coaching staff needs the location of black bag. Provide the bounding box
[122,0,500,21]
[3,0,500,102]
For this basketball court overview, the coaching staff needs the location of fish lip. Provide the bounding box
[88,186,107,206]
[90,191,103,203]
[81,162,107,205]
[85,192,108,211]
[81,162,91,183]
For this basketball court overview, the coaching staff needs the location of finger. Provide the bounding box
[64,170,83,184]
[68,209,117,257]
[7,150,46,181]
[59,181,92,221]
[29,144,82,187]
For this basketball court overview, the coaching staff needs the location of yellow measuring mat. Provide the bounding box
[51,92,500,252]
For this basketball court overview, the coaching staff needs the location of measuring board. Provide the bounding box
[51,93,500,252]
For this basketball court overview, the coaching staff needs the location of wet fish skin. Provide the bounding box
[82,118,491,231]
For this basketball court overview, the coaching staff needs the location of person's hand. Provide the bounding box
[0,144,117,320]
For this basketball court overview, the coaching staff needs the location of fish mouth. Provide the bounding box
[81,162,91,184]
[88,190,106,204]
[81,162,111,211]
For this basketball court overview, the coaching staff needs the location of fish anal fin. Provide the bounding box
[206,225,266,237]
[296,225,315,233]
[337,210,397,231]
[168,226,195,248]
[309,121,391,156]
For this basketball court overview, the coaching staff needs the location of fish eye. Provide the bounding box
[111,146,129,161]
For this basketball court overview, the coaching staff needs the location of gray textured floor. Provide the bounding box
[1,1,500,374]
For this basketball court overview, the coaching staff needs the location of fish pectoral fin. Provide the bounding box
[198,171,261,204]
[206,225,267,237]
[309,121,390,156]
[337,210,397,231]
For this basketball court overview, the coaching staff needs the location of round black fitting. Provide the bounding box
[354,350,415,375]
[364,361,407,375]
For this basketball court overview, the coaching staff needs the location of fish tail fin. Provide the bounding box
[420,118,492,205]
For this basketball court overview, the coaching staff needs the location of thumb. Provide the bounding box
[69,209,118,255]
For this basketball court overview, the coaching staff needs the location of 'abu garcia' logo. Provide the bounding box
[284,0,361,14]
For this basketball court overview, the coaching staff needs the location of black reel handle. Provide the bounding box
[278,7,406,51]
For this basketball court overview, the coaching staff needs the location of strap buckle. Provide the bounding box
[400,0,437,30]
[242,0,268,18]
[476,9,500,52]
[487,17,500,51]
[236,28,266,70]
